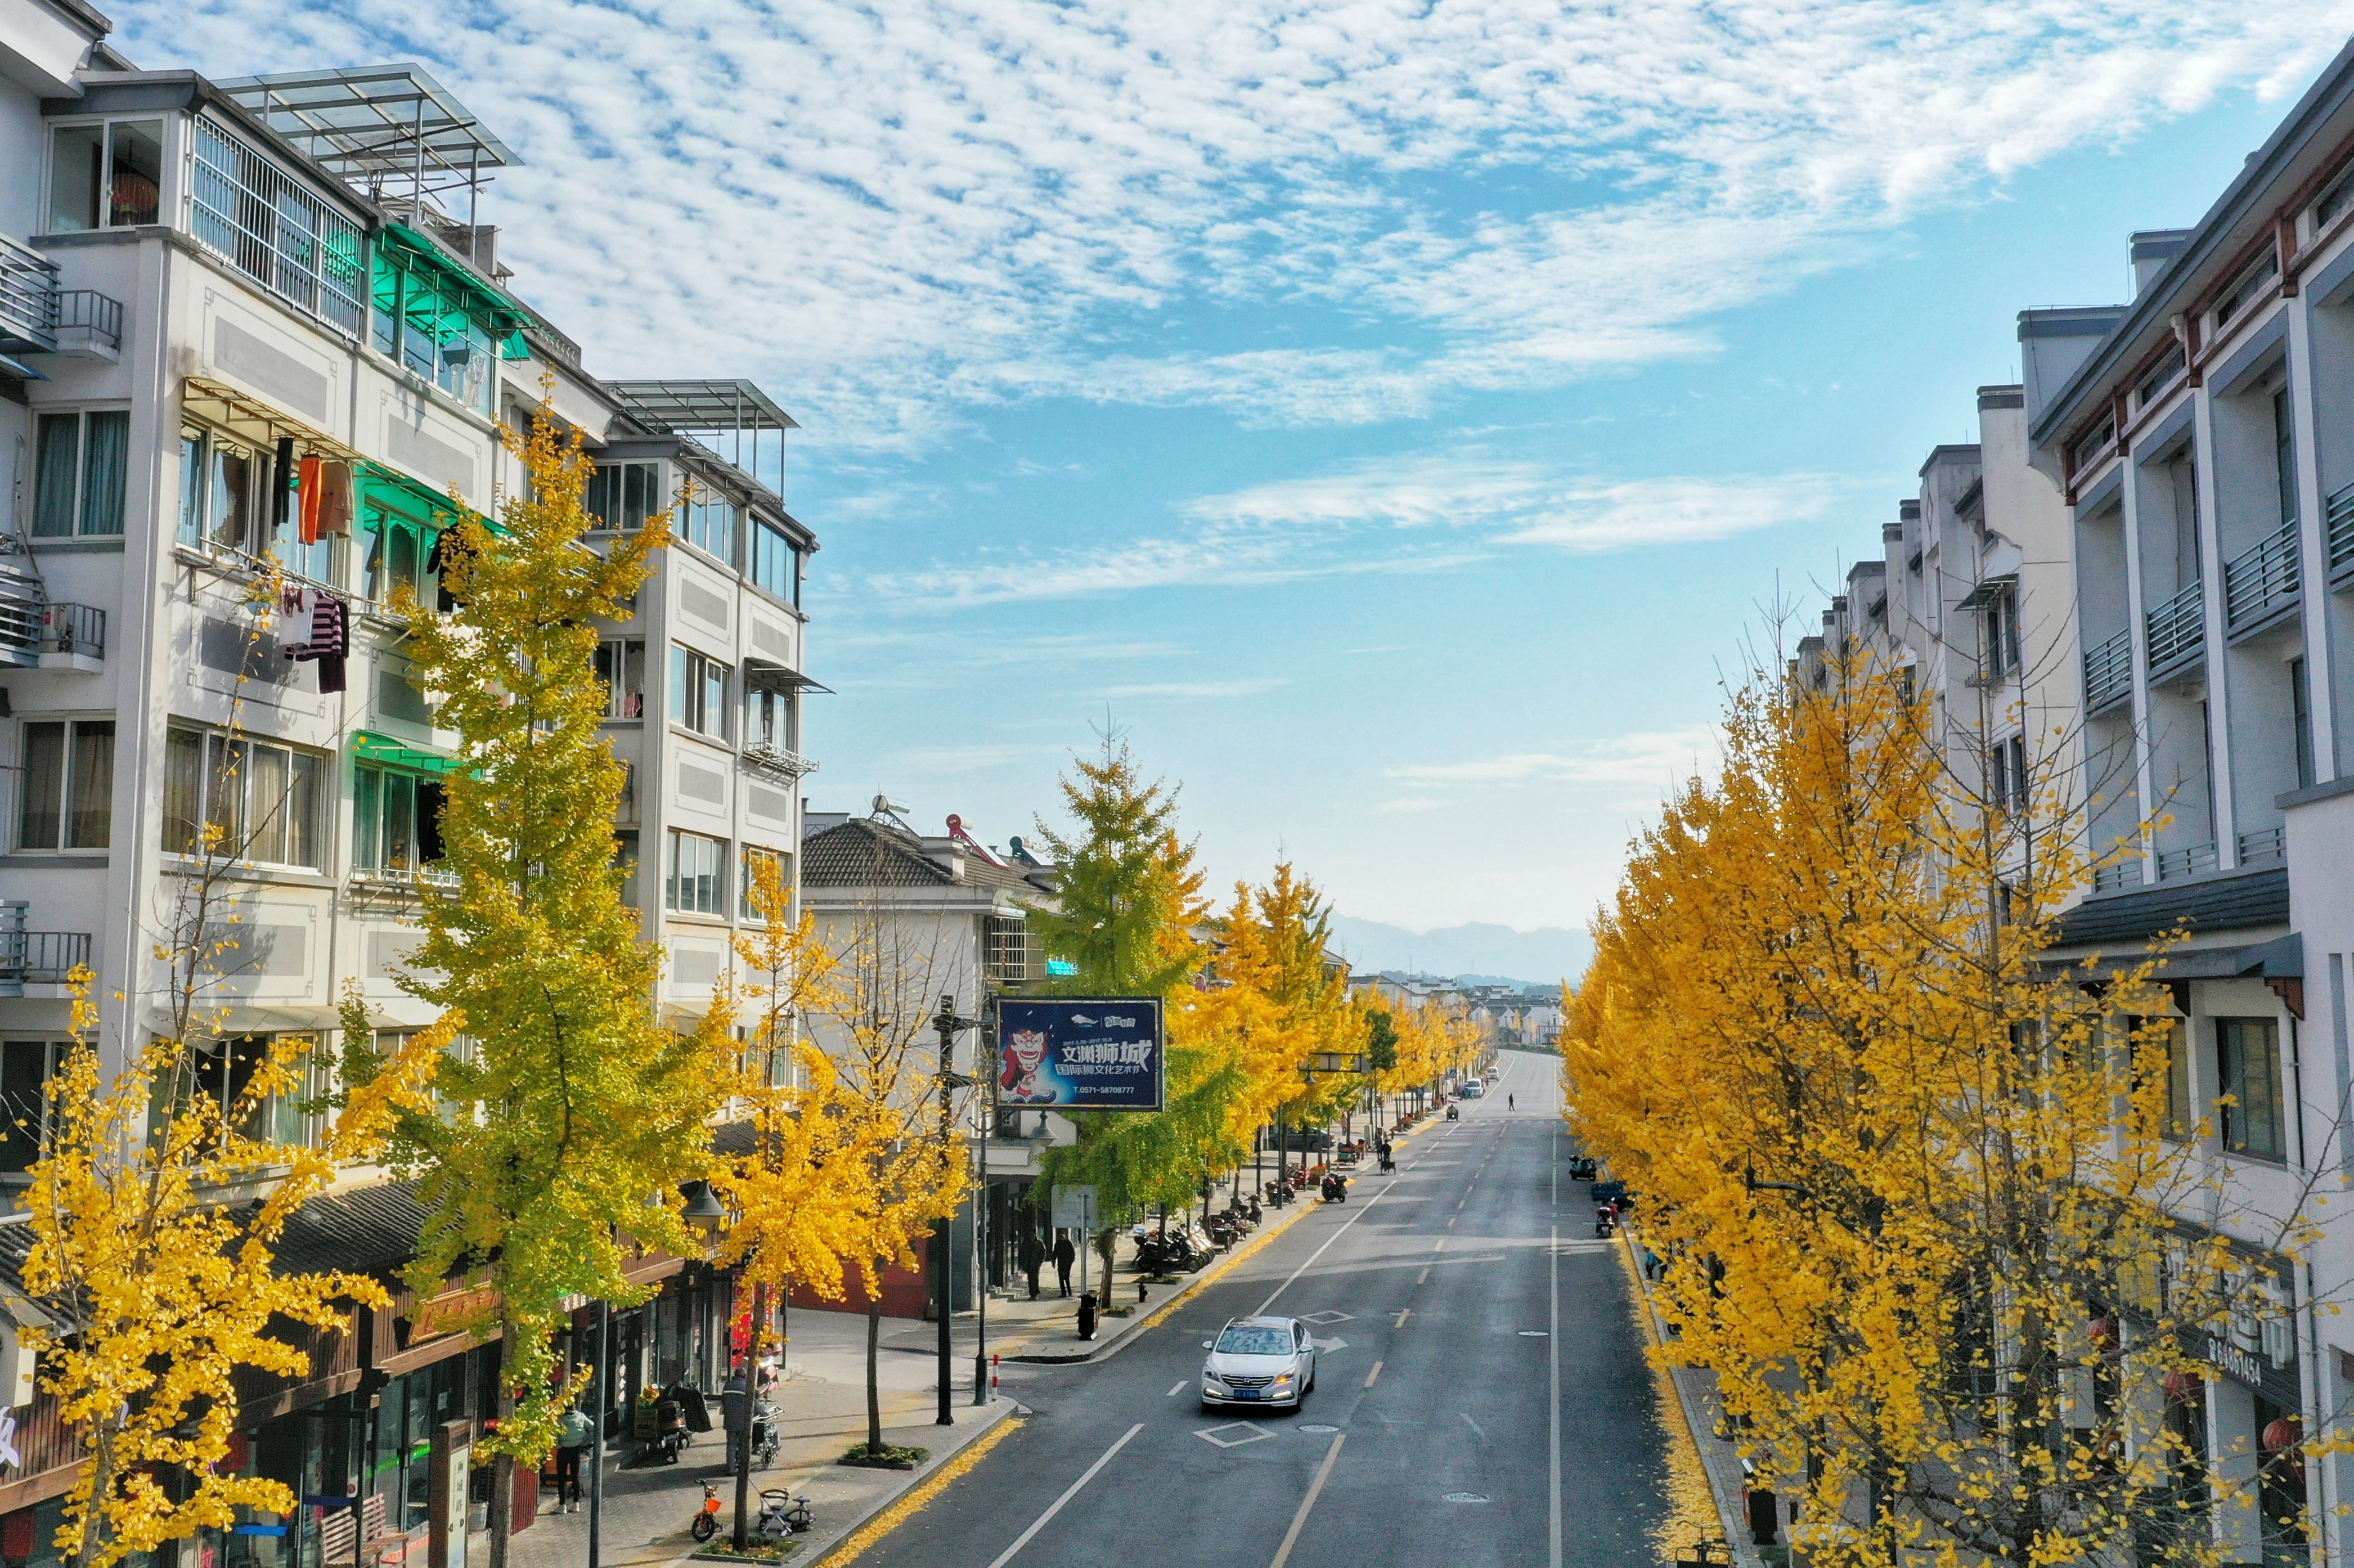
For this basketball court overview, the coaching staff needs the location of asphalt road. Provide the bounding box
[854,1049,1672,1568]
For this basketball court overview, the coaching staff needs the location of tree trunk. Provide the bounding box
[734,1278,765,1549]
[488,1317,519,1568]
[865,1299,884,1455]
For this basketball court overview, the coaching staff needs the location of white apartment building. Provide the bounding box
[0,4,817,1540]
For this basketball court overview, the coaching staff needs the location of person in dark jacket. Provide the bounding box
[1019,1228,1046,1300]
[1053,1230,1077,1297]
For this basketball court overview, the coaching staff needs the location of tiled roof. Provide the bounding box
[273,1178,431,1275]
[801,820,956,887]
[2050,866,2290,949]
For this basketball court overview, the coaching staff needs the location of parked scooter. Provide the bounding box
[1594,1202,1618,1239]
[1320,1172,1349,1203]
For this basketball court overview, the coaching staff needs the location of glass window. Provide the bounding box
[680,489,738,565]
[362,508,437,607]
[206,434,267,555]
[371,255,497,412]
[670,647,729,739]
[587,462,661,532]
[744,685,793,752]
[178,427,207,546]
[190,119,364,336]
[16,720,113,851]
[0,1040,63,1173]
[106,120,163,227]
[163,727,203,855]
[2217,1018,2286,1161]
[32,410,128,537]
[740,846,790,919]
[596,639,646,718]
[48,123,103,232]
[162,728,322,869]
[751,519,801,605]
[666,829,725,915]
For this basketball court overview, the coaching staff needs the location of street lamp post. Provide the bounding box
[974,994,998,1408]
[930,995,980,1427]
[586,1295,609,1568]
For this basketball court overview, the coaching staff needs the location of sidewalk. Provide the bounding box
[507,1308,1013,1568]
[1616,1223,1768,1568]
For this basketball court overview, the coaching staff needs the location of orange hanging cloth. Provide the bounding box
[298,455,325,543]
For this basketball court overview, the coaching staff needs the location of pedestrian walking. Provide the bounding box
[1019,1228,1046,1300]
[1508,1093,1515,1111]
[1053,1229,1076,1297]
[554,1403,595,1513]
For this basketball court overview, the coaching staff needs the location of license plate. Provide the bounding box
[1234,1390,1260,1399]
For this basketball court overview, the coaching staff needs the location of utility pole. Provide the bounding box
[586,1296,609,1568]
[974,992,997,1407]
[930,995,979,1427]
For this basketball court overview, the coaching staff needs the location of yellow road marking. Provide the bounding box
[1363,1360,1383,1388]
[816,1416,1024,1566]
[1394,1308,1410,1328]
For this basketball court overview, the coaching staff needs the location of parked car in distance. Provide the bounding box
[1200,1317,1317,1413]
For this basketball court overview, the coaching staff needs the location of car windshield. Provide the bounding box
[1215,1326,1293,1356]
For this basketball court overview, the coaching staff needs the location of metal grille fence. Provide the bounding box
[2082,626,2132,713]
[191,119,365,336]
[2223,522,2301,633]
[2145,579,2205,676]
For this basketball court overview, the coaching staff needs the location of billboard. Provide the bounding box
[996,996,1165,1111]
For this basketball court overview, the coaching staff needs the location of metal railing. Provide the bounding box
[2223,522,2301,632]
[2329,480,2354,583]
[349,865,460,896]
[2145,579,2205,677]
[0,232,57,352]
[2156,840,2218,881]
[0,927,93,989]
[39,602,104,659]
[190,119,365,338]
[0,563,40,667]
[742,740,819,781]
[54,289,123,351]
[2083,626,2132,712]
[2238,825,2286,864]
[2091,860,2145,895]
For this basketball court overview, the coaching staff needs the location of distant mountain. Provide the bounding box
[1325,915,1591,988]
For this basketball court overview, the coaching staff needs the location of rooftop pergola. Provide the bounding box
[607,380,799,494]
[214,65,516,249]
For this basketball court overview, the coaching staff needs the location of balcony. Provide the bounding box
[2155,840,2218,881]
[2329,480,2354,585]
[2091,859,2145,895]
[52,290,123,358]
[2145,580,2204,681]
[742,740,818,783]
[0,563,105,670]
[0,233,57,354]
[348,865,461,902]
[0,905,92,996]
[2223,522,2300,636]
[2237,825,2286,864]
[2082,627,2132,713]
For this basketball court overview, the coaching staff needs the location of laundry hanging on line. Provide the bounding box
[283,592,348,694]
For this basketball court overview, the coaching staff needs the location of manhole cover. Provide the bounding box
[1298,1424,1338,1434]
[1519,1330,1549,1337]
[1443,1493,1491,1504]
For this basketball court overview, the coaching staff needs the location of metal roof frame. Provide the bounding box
[605,380,799,435]
[213,64,516,208]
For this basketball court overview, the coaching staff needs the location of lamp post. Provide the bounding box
[929,995,980,1427]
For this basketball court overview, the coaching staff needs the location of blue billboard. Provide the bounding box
[996,997,1165,1112]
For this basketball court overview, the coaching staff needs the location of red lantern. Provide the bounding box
[2262,1415,2302,1457]
[2087,1317,2118,1350]
[2163,1370,2203,1405]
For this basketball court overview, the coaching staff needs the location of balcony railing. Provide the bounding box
[0,232,57,353]
[742,740,819,782]
[0,564,104,666]
[2156,840,2218,881]
[2329,480,2354,583]
[2223,522,2301,634]
[348,865,461,898]
[2083,626,2132,712]
[0,904,93,992]
[2091,860,2145,895]
[2145,580,2205,678]
[2237,825,2286,864]
[39,602,104,659]
[54,289,123,352]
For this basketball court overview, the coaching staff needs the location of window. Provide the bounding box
[47,119,162,232]
[596,639,646,719]
[744,682,793,753]
[1987,734,2028,814]
[680,486,738,566]
[985,915,1030,985]
[17,720,114,851]
[161,726,322,869]
[666,829,726,915]
[358,506,438,608]
[190,120,365,336]
[2158,1019,2192,1139]
[1983,587,2019,677]
[2320,168,2354,232]
[2293,657,2316,789]
[670,647,730,739]
[2067,416,2115,480]
[156,1034,323,1152]
[2132,344,2187,412]
[369,254,496,412]
[2273,387,2299,531]
[586,463,661,532]
[176,425,271,555]
[2216,1017,2286,1161]
[34,410,129,537]
[2214,252,2280,333]
[352,765,447,875]
[615,831,640,906]
[0,1040,66,1174]
[751,519,801,606]
[740,845,791,920]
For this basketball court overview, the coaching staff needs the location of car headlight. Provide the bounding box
[1273,1374,1293,1386]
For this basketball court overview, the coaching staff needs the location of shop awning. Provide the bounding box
[352,731,465,775]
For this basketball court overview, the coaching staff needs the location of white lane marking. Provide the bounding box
[984,1421,1145,1568]
[1549,1221,1562,1568]
[1166,1381,1186,1397]
[1254,1181,1395,1316]
[1266,1431,1347,1568]
[1460,1411,1486,1441]
[1196,1421,1276,1449]
[1416,1266,1431,1285]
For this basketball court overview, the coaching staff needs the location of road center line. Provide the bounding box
[1254,1182,1394,1316]
[1415,1267,1430,1284]
[1363,1360,1383,1388]
[1266,1431,1346,1568]
[1394,1307,1410,1327]
[984,1422,1144,1568]
[1549,1222,1562,1568]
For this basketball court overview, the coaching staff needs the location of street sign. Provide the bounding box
[998,996,1165,1111]
[1051,1184,1098,1233]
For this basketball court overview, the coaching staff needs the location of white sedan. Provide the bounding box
[1200,1317,1317,1413]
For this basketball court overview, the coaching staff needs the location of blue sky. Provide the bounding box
[127,1,2354,938]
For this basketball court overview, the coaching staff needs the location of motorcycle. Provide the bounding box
[1445,1104,1459,1121]
[690,1482,724,1543]
[1378,1148,1396,1174]
[1320,1173,1348,1203]
[1594,1202,1618,1239]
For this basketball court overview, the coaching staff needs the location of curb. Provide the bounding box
[1007,1115,1448,1366]
[1617,1225,1763,1568]
[749,1396,1019,1568]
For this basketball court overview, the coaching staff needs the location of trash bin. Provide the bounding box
[1077,1292,1097,1341]
[1745,1487,1779,1546]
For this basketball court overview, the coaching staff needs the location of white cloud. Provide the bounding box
[120,2,2353,444]
[1099,679,1284,700]
[1381,724,1722,809]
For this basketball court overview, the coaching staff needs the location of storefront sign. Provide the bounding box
[2205,1328,2302,1409]
[410,1286,498,1340]
[998,998,1165,1111]
[429,1420,471,1568]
